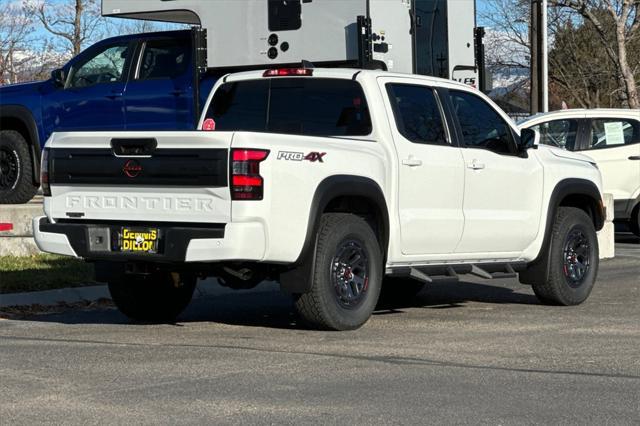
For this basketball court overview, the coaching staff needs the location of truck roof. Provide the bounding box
[221,68,476,91]
[519,108,640,126]
[93,29,191,45]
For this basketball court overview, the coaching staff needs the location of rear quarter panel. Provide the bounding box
[230,131,388,263]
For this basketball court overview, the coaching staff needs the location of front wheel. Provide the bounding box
[629,204,640,238]
[108,272,197,322]
[530,207,599,306]
[294,213,382,331]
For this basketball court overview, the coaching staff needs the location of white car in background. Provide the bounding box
[520,109,640,236]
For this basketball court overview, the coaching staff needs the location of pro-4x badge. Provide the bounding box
[277,151,326,163]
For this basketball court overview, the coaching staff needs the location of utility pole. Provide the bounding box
[530,0,548,113]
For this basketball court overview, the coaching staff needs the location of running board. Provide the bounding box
[387,262,526,284]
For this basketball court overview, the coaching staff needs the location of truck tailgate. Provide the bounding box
[46,131,232,224]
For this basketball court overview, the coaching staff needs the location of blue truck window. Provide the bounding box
[68,43,130,89]
[137,39,191,80]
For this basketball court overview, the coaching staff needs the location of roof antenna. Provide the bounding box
[301,60,315,69]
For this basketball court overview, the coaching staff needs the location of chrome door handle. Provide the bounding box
[467,160,485,170]
[402,157,423,167]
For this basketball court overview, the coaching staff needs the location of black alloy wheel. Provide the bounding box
[331,240,370,309]
[0,147,20,191]
[562,229,591,288]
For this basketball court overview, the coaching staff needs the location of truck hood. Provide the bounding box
[542,146,596,165]
[0,80,46,97]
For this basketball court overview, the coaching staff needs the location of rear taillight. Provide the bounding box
[231,149,269,200]
[40,148,51,196]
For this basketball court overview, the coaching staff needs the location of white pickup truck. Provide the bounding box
[34,68,605,330]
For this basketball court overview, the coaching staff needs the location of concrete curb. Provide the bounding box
[0,279,280,308]
[0,285,110,308]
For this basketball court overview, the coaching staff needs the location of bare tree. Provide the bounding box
[0,2,35,84]
[551,0,640,108]
[480,0,531,69]
[29,0,105,56]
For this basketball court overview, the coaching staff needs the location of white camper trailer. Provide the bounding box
[102,0,482,86]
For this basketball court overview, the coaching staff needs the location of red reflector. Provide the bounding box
[232,149,269,161]
[0,223,13,232]
[233,175,263,186]
[263,68,313,77]
[202,118,216,131]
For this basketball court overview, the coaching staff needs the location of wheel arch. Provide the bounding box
[280,175,389,294]
[0,105,41,184]
[535,178,604,264]
[520,178,603,285]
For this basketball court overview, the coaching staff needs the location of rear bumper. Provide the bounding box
[33,217,266,263]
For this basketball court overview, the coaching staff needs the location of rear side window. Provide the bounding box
[530,119,579,150]
[137,39,190,80]
[207,78,372,137]
[386,84,448,145]
[586,119,640,150]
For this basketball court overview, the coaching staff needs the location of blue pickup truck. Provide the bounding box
[0,29,216,204]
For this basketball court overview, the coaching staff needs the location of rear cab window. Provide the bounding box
[206,78,372,137]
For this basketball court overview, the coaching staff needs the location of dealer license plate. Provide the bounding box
[118,227,160,254]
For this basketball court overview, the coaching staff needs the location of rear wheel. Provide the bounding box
[108,272,197,322]
[0,130,38,204]
[294,213,382,330]
[530,207,599,306]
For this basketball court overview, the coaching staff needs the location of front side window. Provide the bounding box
[68,43,129,89]
[530,119,579,150]
[208,78,372,137]
[586,119,640,150]
[386,83,448,145]
[449,90,516,155]
[137,39,190,80]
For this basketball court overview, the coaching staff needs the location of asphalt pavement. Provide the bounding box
[1,236,639,425]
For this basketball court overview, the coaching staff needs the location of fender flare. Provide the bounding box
[533,178,604,265]
[0,105,41,184]
[280,175,389,294]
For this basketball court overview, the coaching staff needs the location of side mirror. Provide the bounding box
[519,128,540,151]
[51,69,66,88]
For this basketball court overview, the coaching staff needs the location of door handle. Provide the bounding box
[171,89,187,96]
[105,91,123,100]
[467,160,485,170]
[629,156,640,160]
[402,157,423,167]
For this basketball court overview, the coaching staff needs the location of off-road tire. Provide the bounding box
[378,277,425,305]
[530,207,599,306]
[629,204,640,237]
[294,213,383,331]
[0,130,38,204]
[108,272,197,322]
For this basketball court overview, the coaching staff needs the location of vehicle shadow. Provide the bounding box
[615,232,639,245]
[10,279,539,330]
